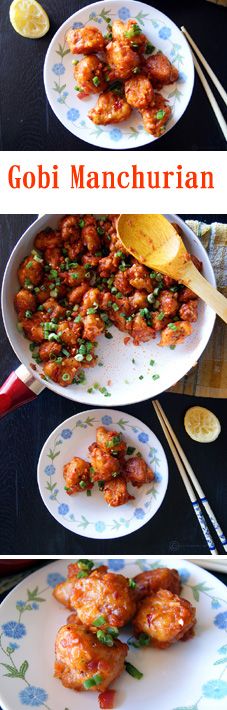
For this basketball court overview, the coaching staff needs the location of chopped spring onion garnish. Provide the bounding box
[128,578,136,589]
[93,615,106,627]
[125,661,143,679]
[78,559,94,571]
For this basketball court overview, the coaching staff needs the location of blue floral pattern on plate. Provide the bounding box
[44,1,194,149]
[38,409,168,539]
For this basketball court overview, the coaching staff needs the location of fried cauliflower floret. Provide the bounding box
[68,283,89,306]
[178,286,197,302]
[20,312,46,343]
[179,300,198,322]
[74,55,107,96]
[125,75,154,110]
[18,255,43,287]
[159,321,192,347]
[89,444,121,482]
[81,216,101,253]
[43,357,80,386]
[34,229,61,251]
[66,26,105,55]
[57,320,82,346]
[140,93,171,137]
[83,314,105,341]
[14,289,37,316]
[104,477,134,507]
[131,313,155,345]
[159,290,179,316]
[96,426,126,457]
[144,51,179,88]
[106,40,140,79]
[53,579,78,610]
[88,90,132,125]
[54,624,128,692]
[128,263,152,291]
[38,341,62,362]
[124,456,154,488]
[112,19,147,52]
[133,589,196,648]
[69,566,136,628]
[63,457,93,495]
[133,568,181,601]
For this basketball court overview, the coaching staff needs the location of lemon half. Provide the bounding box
[9,0,50,38]
[184,406,221,443]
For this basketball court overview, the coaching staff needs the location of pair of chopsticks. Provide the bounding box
[153,400,227,556]
[181,26,227,142]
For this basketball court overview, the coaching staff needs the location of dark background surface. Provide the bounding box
[0,214,226,556]
[0,0,227,151]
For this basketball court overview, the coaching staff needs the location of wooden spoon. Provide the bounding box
[117,214,227,323]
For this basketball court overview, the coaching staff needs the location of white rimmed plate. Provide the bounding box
[0,558,227,710]
[44,1,194,149]
[37,409,168,538]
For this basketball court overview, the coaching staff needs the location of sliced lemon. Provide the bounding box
[184,406,221,443]
[9,0,50,38]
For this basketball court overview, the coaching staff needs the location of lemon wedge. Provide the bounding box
[184,406,221,443]
[9,0,50,38]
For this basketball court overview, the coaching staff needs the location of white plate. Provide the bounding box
[37,409,168,538]
[0,558,227,710]
[44,0,194,150]
[2,214,216,407]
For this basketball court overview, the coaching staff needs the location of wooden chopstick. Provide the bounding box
[152,400,219,556]
[181,29,227,142]
[155,400,227,553]
[181,26,227,106]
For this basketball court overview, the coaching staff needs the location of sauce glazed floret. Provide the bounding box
[65,17,180,136]
[14,215,200,388]
[133,589,196,648]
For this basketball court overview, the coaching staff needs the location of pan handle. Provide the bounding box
[0,364,45,418]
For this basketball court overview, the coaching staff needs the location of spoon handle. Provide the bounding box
[181,261,227,323]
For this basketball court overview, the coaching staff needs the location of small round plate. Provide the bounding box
[0,559,227,710]
[37,409,168,538]
[44,0,194,149]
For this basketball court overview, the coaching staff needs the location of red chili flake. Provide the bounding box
[78,91,89,100]
[124,336,131,345]
[98,689,116,709]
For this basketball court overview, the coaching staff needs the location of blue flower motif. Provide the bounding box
[138,432,149,443]
[57,91,69,104]
[32,603,39,610]
[178,71,187,82]
[212,599,221,609]
[154,471,162,482]
[109,128,122,142]
[2,621,26,639]
[47,572,66,588]
[214,611,227,630]
[67,108,80,122]
[202,680,227,700]
[159,27,171,40]
[72,22,84,29]
[178,568,190,583]
[8,642,19,651]
[118,7,130,20]
[108,560,125,571]
[144,501,150,509]
[19,686,48,706]
[58,503,69,516]
[218,644,227,655]
[44,464,55,476]
[61,428,73,439]
[138,124,144,131]
[97,18,102,24]
[52,63,65,76]
[101,415,112,426]
[16,601,26,608]
[134,508,145,519]
[89,12,96,18]
[95,521,106,532]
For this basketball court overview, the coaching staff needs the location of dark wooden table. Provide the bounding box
[0,214,226,556]
[0,0,226,150]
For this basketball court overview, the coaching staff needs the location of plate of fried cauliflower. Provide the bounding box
[44,1,194,149]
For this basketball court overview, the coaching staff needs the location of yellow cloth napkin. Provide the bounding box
[171,220,227,398]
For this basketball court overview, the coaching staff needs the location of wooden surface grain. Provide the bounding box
[0,0,226,150]
[0,214,227,555]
